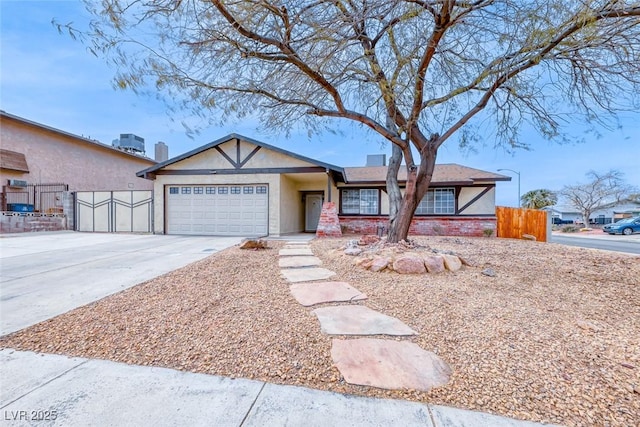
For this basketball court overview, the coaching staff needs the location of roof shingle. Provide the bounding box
[344,164,510,184]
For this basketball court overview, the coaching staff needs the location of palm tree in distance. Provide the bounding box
[521,189,558,209]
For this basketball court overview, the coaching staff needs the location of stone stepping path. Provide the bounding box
[289,282,367,307]
[312,305,416,336]
[278,241,451,392]
[281,267,336,283]
[331,338,452,391]
[278,256,322,268]
[279,247,314,256]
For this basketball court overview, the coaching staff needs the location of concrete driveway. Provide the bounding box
[0,231,242,336]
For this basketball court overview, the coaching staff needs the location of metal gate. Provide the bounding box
[75,190,153,233]
[2,183,68,213]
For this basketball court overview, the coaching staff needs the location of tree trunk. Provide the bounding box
[387,183,420,242]
[386,143,403,226]
[387,138,438,243]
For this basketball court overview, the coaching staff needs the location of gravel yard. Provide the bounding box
[1,236,638,426]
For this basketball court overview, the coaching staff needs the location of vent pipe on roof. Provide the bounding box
[155,141,169,162]
[366,154,386,166]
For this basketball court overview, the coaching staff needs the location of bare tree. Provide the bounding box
[64,0,640,242]
[559,170,635,225]
[521,189,557,209]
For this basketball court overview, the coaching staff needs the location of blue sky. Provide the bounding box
[2,0,638,207]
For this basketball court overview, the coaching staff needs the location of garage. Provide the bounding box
[166,184,268,236]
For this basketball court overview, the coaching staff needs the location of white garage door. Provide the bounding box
[166,184,268,236]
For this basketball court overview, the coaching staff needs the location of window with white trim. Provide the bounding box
[341,189,379,214]
[169,187,179,194]
[415,188,455,214]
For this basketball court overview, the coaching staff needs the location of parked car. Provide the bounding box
[602,216,640,235]
[552,217,574,225]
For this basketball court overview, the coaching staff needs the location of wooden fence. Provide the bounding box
[496,206,549,242]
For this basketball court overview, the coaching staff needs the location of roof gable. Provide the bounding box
[138,133,345,180]
[1,111,156,164]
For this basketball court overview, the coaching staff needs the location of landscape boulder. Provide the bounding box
[423,255,445,274]
[393,255,427,274]
[441,254,462,272]
[358,234,381,245]
[344,247,363,256]
[239,239,268,250]
[370,256,392,272]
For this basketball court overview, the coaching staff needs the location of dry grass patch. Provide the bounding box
[1,237,638,426]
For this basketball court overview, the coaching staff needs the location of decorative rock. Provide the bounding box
[370,257,391,272]
[392,255,427,274]
[344,247,363,256]
[423,255,445,274]
[522,234,537,241]
[331,338,452,391]
[441,254,462,272]
[481,268,496,277]
[576,319,601,332]
[239,239,267,249]
[358,234,380,245]
[346,239,360,248]
[458,256,474,267]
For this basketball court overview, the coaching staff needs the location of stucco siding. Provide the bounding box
[279,175,303,234]
[458,187,495,215]
[0,118,154,191]
[241,143,318,168]
[278,173,336,234]
[163,147,231,170]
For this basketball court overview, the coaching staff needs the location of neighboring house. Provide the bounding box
[594,200,640,222]
[546,200,640,225]
[544,206,582,224]
[1,111,158,232]
[1,111,156,205]
[137,134,510,237]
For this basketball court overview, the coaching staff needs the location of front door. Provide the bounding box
[305,194,323,232]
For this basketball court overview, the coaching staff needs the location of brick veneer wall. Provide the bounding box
[0,212,67,233]
[316,202,342,238]
[339,216,496,237]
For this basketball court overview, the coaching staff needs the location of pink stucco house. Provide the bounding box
[0,111,156,232]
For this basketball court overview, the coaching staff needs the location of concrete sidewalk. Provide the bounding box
[0,349,555,427]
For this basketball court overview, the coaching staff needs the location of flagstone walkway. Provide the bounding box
[279,240,452,392]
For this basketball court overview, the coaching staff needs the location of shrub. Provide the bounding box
[482,228,495,237]
[561,225,579,233]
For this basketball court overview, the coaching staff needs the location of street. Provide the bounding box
[551,234,640,255]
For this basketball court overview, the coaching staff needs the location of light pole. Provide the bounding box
[497,168,521,208]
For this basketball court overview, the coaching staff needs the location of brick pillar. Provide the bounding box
[316,202,342,238]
